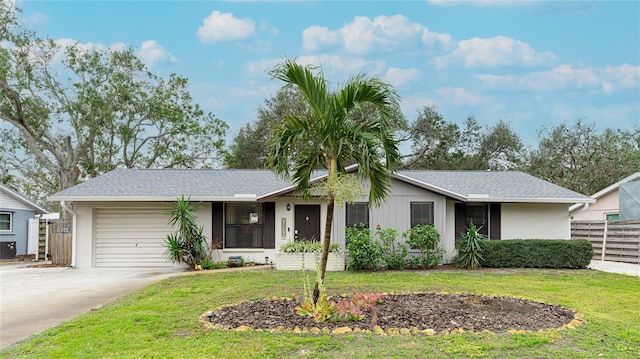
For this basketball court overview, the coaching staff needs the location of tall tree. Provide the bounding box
[402,107,524,170]
[268,58,402,302]
[526,120,640,195]
[225,86,308,169]
[401,105,460,169]
[0,6,226,200]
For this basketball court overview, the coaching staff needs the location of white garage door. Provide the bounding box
[95,208,174,267]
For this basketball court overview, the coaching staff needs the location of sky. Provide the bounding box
[12,0,640,149]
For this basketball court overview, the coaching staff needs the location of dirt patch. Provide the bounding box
[206,293,578,334]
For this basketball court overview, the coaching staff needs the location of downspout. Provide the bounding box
[571,202,590,218]
[60,201,77,268]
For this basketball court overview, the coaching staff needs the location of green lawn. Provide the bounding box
[2,268,639,358]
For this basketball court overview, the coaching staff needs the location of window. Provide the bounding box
[346,203,369,228]
[225,203,264,248]
[605,213,620,222]
[466,204,489,236]
[410,202,434,227]
[0,212,12,231]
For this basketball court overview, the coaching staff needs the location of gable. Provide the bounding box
[0,185,48,213]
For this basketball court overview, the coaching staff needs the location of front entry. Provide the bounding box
[294,205,321,241]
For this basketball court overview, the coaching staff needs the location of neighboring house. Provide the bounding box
[48,169,593,268]
[570,172,640,222]
[0,183,49,258]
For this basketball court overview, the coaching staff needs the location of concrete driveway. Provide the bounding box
[0,264,184,349]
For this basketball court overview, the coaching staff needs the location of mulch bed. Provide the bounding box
[206,293,578,334]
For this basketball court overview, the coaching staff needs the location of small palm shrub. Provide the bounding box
[404,224,444,269]
[454,223,487,269]
[345,225,382,270]
[164,195,209,269]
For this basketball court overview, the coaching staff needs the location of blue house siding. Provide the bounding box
[0,208,36,256]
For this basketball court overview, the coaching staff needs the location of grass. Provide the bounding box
[1,268,639,358]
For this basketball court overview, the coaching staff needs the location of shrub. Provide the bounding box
[454,223,487,269]
[376,226,408,270]
[164,195,209,269]
[345,225,382,270]
[403,225,444,269]
[480,239,593,268]
[280,240,341,253]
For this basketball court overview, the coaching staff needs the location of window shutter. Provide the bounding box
[489,203,501,240]
[263,202,275,249]
[454,203,467,242]
[212,202,224,249]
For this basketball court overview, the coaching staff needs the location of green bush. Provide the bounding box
[345,225,382,270]
[480,239,593,269]
[376,226,408,270]
[280,240,341,253]
[403,225,444,269]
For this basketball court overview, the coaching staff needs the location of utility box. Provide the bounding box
[0,241,17,259]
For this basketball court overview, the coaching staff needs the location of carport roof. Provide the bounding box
[49,167,593,204]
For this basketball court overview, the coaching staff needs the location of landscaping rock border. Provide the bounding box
[202,292,582,335]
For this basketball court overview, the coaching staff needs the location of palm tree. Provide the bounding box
[268,58,403,302]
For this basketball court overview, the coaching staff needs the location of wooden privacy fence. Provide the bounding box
[571,220,640,264]
[49,219,72,265]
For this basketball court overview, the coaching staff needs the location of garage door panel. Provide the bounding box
[95,208,174,267]
[95,246,166,254]
[94,232,172,240]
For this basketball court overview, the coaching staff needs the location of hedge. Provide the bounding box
[479,239,593,269]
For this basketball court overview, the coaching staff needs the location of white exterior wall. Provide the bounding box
[329,179,448,259]
[0,192,34,211]
[501,203,571,239]
[571,189,619,221]
[444,200,457,261]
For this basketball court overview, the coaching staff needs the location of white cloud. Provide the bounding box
[197,11,255,43]
[18,12,47,27]
[477,64,640,93]
[382,67,422,88]
[434,36,556,68]
[137,40,178,67]
[296,55,386,78]
[302,25,339,52]
[302,14,453,55]
[436,87,486,107]
[246,58,280,75]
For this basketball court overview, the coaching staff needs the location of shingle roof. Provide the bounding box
[396,170,592,203]
[49,168,293,201]
[49,168,593,204]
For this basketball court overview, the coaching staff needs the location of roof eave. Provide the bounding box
[258,166,359,200]
[466,197,596,204]
[392,173,467,201]
[1,184,50,214]
[47,195,259,202]
[586,172,640,200]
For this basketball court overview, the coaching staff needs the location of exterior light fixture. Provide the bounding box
[206,311,213,322]
[265,256,269,264]
[286,203,291,211]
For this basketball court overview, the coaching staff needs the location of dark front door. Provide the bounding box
[295,205,321,241]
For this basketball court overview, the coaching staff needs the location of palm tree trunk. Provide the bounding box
[313,158,336,303]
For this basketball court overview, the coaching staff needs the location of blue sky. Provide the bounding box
[14,0,640,148]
